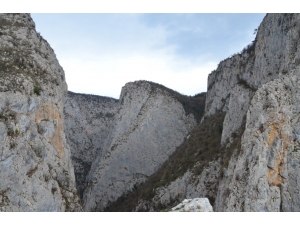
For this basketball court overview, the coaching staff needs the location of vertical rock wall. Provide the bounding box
[0,13,81,211]
[207,13,300,211]
[206,14,300,144]
[83,81,197,211]
[64,92,119,198]
[216,70,300,211]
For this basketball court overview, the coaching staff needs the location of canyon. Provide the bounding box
[1,13,300,212]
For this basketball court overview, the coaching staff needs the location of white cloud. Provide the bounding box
[63,52,217,99]
[51,14,217,99]
[32,13,264,99]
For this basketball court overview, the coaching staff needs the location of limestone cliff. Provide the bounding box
[82,81,204,211]
[211,13,300,212]
[0,13,81,211]
[64,91,118,198]
[215,71,300,211]
[205,13,300,144]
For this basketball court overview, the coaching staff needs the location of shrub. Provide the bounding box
[34,86,41,95]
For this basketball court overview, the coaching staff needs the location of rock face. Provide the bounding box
[171,198,213,212]
[0,14,81,211]
[205,13,300,144]
[216,70,300,211]
[64,91,118,198]
[82,81,198,211]
[210,13,300,212]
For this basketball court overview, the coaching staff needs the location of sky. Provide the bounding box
[31,13,266,99]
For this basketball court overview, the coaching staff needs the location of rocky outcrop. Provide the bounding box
[134,160,221,212]
[82,81,200,211]
[0,13,81,211]
[171,198,213,212]
[216,69,300,211]
[206,13,300,143]
[208,13,300,212]
[64,91,118,198]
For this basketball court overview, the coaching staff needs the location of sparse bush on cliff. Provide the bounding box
[34,86,41,95]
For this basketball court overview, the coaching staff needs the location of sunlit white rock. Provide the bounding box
[171,198,213,212]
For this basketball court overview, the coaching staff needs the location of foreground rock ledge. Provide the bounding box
[171,198,213,212]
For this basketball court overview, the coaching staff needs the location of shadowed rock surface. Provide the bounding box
[64,91,119,198]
